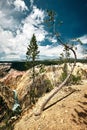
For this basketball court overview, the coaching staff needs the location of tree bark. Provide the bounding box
[34,37,77,116]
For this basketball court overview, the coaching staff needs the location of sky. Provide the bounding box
[0,0,87,61]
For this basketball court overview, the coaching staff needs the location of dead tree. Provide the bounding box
[34,10,77,116]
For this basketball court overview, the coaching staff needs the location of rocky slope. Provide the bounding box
[0,63,11,78]
[15,63,87,110]
[0,69,25,90]
[0,62,87,129]
[14,80,87,130]
[0,63,24,129]
[0,63,87,111]
[0,83,14,109]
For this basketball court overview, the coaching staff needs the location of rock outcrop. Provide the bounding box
[16,69,53,110]
[0,83,15,128]
[0,69,25,90]
[0,63,11,77]
[0,95,12,127]
[0,62,87,112]
[17,63,87,110]
[0,83,14,109]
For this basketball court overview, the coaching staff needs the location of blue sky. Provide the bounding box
[0,0,87,61]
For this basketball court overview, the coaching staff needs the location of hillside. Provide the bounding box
[0,62,87,130]
[14,80,87,130]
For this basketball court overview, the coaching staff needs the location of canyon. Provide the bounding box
[0,62,87,130]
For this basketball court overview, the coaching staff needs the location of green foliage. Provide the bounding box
[60,47,81,85]
[29,89,36,104]
[45,10,56,27]
[0,125,13,130]
[60,63,68,82]
[60,64,81,85]
[39,64,46,73]
[26,34,40,104]
[30,77,53,98]
[60,46,70,63]
[26,34,39,79]
[60,47,69,83]
[45,79,53,93]
[60,70,81,86]
[26,34,39,62]
[69,74,81,85]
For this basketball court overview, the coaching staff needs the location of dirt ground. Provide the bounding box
[14,80,87,130]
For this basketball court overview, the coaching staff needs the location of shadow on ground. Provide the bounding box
[71,93,87,126]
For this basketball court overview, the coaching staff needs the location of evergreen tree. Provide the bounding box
[26,34,40,104]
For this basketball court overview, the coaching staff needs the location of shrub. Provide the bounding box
[45,79,53,93]
[60,63,68,83]
[60,63,81,85]
[29,77,53,105]
[69,74,81,85]
[39,64,46,73]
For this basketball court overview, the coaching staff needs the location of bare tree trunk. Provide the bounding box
[34,37,77,116]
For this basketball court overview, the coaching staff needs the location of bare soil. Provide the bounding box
[14,80,87,130]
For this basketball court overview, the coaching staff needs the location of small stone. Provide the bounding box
[65,110,68,113]
[60,119,64,123]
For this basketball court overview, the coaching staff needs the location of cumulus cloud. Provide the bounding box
[30,0,34,7]
[72,35,87,44]
[39,44,86,60]
[39,45,63,59]
[0,0,23,31]
[79,35,87,44]
[0,0,87,61]
[75,44,87,59]
[0,26,28,61]
[0,3,48,61]
[0,27,18,60]
[14,0,28,11]
[17,5,47,42]
[48,36,57,43]
[0,10,18,30]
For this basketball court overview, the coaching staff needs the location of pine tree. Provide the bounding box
[26,34,40,104]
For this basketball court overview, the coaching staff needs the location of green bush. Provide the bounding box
[29,78,53,104]
[60,63,68,83]
[69,74,81,85]
[39,64,46,73]
[60,72,81,85]
[60,62,81,85]
[45,79,53,93]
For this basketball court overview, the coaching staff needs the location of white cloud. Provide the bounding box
[38,43,87,60]
[0,1,86,61]
[30,0,34,7]
[72,35,87,44]
[65,44,86,59]
[39,45,64,59]
[48,36,57,43]
[0,10,18,30]
[31,6,45,23]
[14,0,28,11]
[79,35,87,44]
[20,5,47,42]
[0,5,48,61]
[7,0,14,5]
[76,44,87,59]
[0,26,28,61]
[74,44,83,59]
[0,0,22,31]
[0,27,18,60]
